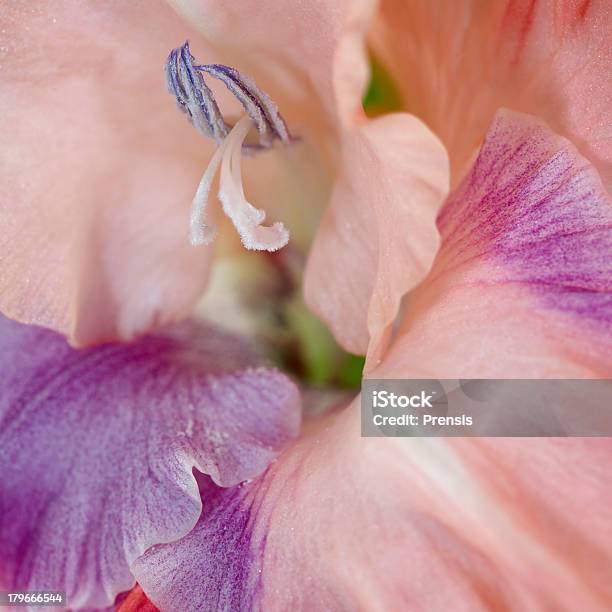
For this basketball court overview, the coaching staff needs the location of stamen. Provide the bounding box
[165,42,228,143]
[197,64,290,147]
[165,41,293,251]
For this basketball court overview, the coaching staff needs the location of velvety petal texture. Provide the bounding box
[132,404,612,611]
[0,316,300,609]
[304,114,449,366]
[379,109,612,379]
[372,0,612,189]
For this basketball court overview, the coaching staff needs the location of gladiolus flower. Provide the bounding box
[1,1,611,611]
[3,105,609,611]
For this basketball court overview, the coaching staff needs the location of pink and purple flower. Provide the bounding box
[1,1,611,610]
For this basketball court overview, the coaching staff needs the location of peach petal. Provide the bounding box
[304,114,449,367]
[372,0,612,190]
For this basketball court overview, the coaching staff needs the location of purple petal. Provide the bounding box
[133,474,263,612]
[0,316,300,610]
[438,109,612,330]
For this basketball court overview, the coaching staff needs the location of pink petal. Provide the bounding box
[304,114,449,366]
[376,109,612,379]
[0,315,300,609]
[0,1,220,345]
[132,402,612,610]
[1,0,377,343]
[372,0,612,190]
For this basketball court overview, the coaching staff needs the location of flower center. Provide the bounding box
[165,41,293,251]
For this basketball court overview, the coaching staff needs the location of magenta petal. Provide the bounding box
[0,316,300,609]
[438,108,612,331]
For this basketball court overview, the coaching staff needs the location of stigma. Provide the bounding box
[165,41,293,251]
